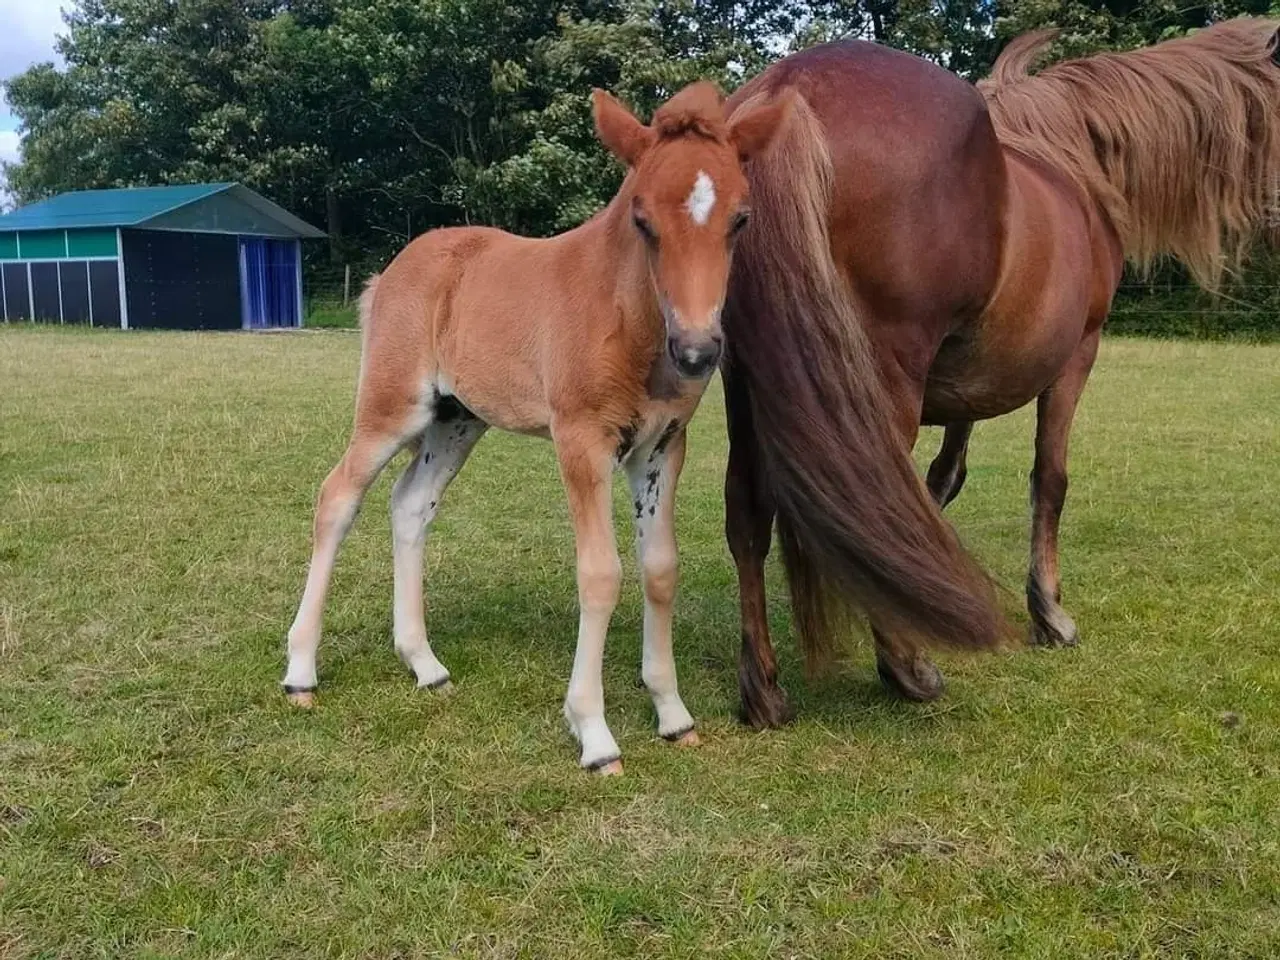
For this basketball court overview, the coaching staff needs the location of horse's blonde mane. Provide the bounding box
[980,18,1280,289]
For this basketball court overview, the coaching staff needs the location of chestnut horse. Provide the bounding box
[283,82,794,772]
[722,19,1280,727]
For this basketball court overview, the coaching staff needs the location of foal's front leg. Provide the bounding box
[626,425,698,746]
[555,423,624,774]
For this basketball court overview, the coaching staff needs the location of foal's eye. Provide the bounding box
[728,209,751,238]
[633,213,658,246]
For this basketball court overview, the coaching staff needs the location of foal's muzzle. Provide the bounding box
[668,334,723,379]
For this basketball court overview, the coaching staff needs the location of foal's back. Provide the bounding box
[358,221,635,437]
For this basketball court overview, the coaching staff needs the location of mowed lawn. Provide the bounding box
[1,327,1277,959]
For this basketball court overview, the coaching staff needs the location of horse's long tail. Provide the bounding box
[723,92,1011,667]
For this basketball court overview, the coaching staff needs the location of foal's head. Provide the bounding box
[593,81,794,379]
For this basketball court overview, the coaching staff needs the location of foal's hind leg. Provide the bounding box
[390,406,487,690]
[926,422,974,507]
[284,426,417,704]
[1028,331,1100,648]
[626,424,698,745]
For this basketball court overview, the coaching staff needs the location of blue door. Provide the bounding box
[239,238,300,328]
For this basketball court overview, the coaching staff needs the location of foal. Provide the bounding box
[282,82,794,773]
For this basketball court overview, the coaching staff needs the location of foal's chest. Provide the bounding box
[616,392,704,468]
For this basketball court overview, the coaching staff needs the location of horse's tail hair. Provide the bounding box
[723,89,1013,669]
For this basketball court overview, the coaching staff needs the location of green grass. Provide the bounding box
[304,300,359,329]
[2,328,1278,958]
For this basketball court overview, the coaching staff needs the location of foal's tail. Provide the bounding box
[723,92,1011,666]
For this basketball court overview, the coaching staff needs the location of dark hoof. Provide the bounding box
[1029,619,1080,648]
[738,685,795,730]
[876,651,946,702]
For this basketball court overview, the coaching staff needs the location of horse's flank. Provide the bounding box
[981,18,1280,289]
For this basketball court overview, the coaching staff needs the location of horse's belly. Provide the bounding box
[921,311,1087,425]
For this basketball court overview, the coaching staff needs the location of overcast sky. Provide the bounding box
[1,3,67,165]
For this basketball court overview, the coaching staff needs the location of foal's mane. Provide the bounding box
[650,81,729,143]
[980,18,1280,288]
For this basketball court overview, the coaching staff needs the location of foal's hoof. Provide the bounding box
[664,728,701,747]
[589,758,624,777]
[285,688,316,709]
[876,651,946,703]
[419,677,455,696]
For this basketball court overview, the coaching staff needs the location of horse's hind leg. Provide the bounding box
[390,401,487,690]
[284,425,417,705]
[926,422,974,507]
[626,424,697,745]
[724,368,792,729]
[1028,330,1100,648]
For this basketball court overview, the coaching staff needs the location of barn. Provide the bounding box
[0,183,326,330]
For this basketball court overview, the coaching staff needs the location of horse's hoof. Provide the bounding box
[739,687,795,730]
[590,758,624,777]
[1029,618,1080,649]
[877,652,946,703]
[421,677,455,695]
[666,728,701,747]
[286,690,316,709]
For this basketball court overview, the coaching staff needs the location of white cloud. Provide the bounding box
[0,128,19,164]
[0,2,67,129]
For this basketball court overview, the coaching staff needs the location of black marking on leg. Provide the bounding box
[633,498,644,519]
[423,675,453,690]
[616,421,639,462]
[584,754,622,773]
[435,395,476,423]
[653,419,681,456]
[661,725,696,742]
[282,684,317,695]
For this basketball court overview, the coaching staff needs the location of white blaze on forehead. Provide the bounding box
[684,170,716,226]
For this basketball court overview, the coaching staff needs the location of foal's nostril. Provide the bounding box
[668,336,723,378]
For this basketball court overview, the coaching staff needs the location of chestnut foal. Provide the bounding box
[282,82,793,773]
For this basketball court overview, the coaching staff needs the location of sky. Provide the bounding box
[0,2,66,166]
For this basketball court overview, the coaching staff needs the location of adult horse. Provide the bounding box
[282,81,795,772]
[723,19,1280,727]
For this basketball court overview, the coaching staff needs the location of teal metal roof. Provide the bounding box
[0,183,326,239]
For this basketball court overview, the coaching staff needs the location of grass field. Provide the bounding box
[2,328,1278,958]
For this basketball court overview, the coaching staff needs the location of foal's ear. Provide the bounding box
[727,87,797,162]
[592,89,656,167]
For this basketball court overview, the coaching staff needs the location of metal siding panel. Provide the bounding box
[30,262,61,321]
[122,229,240,330]
[3,264,30,320]
[66,229,119,257]
[19,230,69,259]
[0,234,18,260]
[89,261,122,328]
[60,261,91,324]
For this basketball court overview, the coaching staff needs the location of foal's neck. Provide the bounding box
[572,179,664,338]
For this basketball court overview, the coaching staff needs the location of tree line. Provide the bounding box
[3,0,1275,288]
